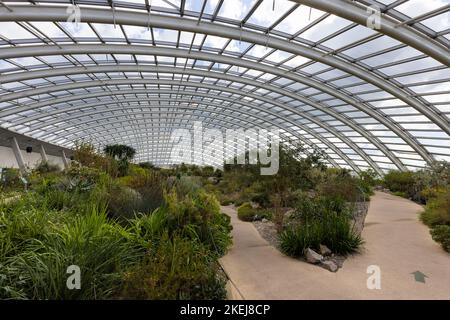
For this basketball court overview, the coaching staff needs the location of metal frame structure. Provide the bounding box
[0,0,448,171]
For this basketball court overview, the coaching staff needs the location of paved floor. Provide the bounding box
[219,192,450,299]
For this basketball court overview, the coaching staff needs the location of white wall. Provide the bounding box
[0,146,65,169]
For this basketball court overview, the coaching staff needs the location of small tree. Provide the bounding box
[103,144,136,176]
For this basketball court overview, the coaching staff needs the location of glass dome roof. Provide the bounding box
[0,0,449,173]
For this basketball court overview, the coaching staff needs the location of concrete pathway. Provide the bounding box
[219,192,450,299]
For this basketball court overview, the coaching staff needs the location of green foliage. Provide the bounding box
[119,232,226,300]
[291,195,348,222]
[236,202,272,222]
[279,211,362,257]
[383,161,450,203]
[114,169,166,217]
[430,225,450,252]
[280,194,362,257]
[34,161,61,174]
[106,183,143,221]
[0,205,142,299]
[73,141,118,177]
[317,168,369,202]
[383,170,416,199]
[237,202,255,222]
[103,144,136,176]
[0,159,232,300]
[0,168,22,190]
[420,187,450,227]
[392,191,406,198]
[103,144,136,161]
[163,189,232,256]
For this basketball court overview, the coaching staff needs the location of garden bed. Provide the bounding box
[252,201,370,272]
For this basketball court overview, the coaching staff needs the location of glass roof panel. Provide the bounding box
[0,0,448,170]
[247,0,296,27]
[217,0,259,21]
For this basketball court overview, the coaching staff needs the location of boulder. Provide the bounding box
[304,248,323,264]
[262,218,268,223]
[319,244,332,256]
[321,260,338,272]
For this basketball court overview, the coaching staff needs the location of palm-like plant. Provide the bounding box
[103,144,136,161]
[103,144,136,176]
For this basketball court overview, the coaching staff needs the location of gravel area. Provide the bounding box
[252,220,280,248]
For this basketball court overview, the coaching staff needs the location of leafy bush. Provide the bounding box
[106,183,143,220]
[291,195,348,222]
[317,169,367,202]
[383,162,450,203]
[163,189,232,256]
[73,141,119,177]
[116,169,166,215]
[1,168,22,190]
[119,232,226,300]
[430,225,450,252]
[383,170,416,198]
[420,187,450,227]
[237,202,256,222]
[34,161,60,174]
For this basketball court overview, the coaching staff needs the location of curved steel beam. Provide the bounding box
[9,76,405,171]
[0,6,447,139]
[18,80,383,174]
[51,112,346,170]
[0,61,414,170]
[21,90,385,174]
[29,98,369,171]
[0,48,435,165]
[291,0,450,67]
[34,97,358,172]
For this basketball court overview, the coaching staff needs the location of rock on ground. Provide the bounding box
[305,248,323,264]
[319,244,332,256]
[321,260,338,272]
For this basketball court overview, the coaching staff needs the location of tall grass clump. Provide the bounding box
[279,195,362,257]
[1,205,143,299]
[279,212,362,257]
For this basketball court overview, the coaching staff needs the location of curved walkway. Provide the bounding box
[219,192,450,299]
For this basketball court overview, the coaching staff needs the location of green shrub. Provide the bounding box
[163,189,232,256]
[34,161,60,174]
[107,184,143,220]
[0,206,142,299]
[430,225,450,252]
[237,202,255,221]
[280,194,362,257]
[383,170,416,195]
[1,168,22,190]
[279,212,362,257]
[117,170,165,214]
[420,188,450,227]
[317,169,366,202]
[119,232,226,300]
[0,157,232,300]
[393,191,407,198]
[291,195,348,222]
